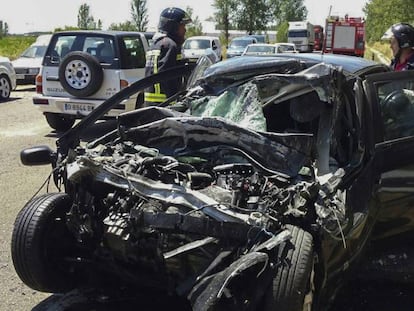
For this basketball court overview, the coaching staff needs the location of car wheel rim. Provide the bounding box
[64,59,92,90]
[0,76,10,98]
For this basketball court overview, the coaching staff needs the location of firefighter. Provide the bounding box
[382,22,414,71]
[144,7,192,106]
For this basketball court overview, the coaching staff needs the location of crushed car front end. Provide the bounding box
[13,55,374,310]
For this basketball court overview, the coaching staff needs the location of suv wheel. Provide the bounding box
[45,113,75,132]
[59,51,103,97]
[0,74,11,100]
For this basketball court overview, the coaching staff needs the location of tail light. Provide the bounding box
[35,74,42,94]
[120,79,129,90]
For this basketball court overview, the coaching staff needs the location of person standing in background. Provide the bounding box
[144,7,192,106]
[382,22,414,71]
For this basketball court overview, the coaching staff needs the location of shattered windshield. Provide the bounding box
[184,62,340,132]
[189,81,267,131]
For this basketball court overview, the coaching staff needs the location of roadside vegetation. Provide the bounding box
[0,36,36,60]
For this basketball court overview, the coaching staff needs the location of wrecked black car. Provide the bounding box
[11,52,414,310]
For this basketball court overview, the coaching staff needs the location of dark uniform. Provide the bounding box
[144,34,185,104]
[144,7,191,106]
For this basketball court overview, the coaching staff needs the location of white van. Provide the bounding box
[182,36,222,62]
[12,34,52,85]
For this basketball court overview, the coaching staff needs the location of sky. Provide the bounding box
[1,0,366,34]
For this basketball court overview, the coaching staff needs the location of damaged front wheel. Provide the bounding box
[264,225,314,311]
[11,193,79,293]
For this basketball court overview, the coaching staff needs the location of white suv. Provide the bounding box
[33,30,148,131]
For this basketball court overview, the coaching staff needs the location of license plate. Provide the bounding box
[64,103,95,113]
[16,74,25,79]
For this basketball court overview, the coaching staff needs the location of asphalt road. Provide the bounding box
[0,85,118,311]
[1,86,414,311]
[0,85,56,311]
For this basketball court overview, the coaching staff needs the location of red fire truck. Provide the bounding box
[323,15,365,57]
[314,25,324,51]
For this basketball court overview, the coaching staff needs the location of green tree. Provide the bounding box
[108,21,137,31]
[0,21,9,38]
[213,0,238,45]
[77,3,95,30]
[54,26,80,32]
[131,0,149,31]
[185,6,203,37]
[364,0,414,42]
[276,21,289,42]
[268,0,307,28]
[234,0,270,33]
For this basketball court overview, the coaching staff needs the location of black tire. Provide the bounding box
[0,73,11,100]
[11,193,78,293]
[135,92,144,109]
[32,289,94,311]
[59,51,103,97]
[264,225,314,311]
[45,112,76,132]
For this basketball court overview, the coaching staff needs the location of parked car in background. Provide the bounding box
[248,34,267,43]
[242,43,298,56]
[226,36,258,58]
[0,56,17,101]
[274,42,298,53]
[12,34,52,85]
[32,30,149,132]
[16,51,414,310]
[182,36,222,62]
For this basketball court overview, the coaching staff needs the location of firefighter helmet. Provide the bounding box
[382,23,414,48]
[158,7,192,35]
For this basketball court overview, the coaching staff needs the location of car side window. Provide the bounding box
[83,37,115,64]
[50,36,76,63]
[379,81,414,140]
[122,36,146,69]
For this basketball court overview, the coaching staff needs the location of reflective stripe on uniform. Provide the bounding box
[145,49,165,102]
[144,92,167,102]
[146,49,161,74]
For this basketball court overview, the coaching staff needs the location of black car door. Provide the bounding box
[363,70,414,238]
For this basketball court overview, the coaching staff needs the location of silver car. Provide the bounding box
[0,56,17,101]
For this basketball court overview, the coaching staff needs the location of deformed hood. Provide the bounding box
[118,107,314,177]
